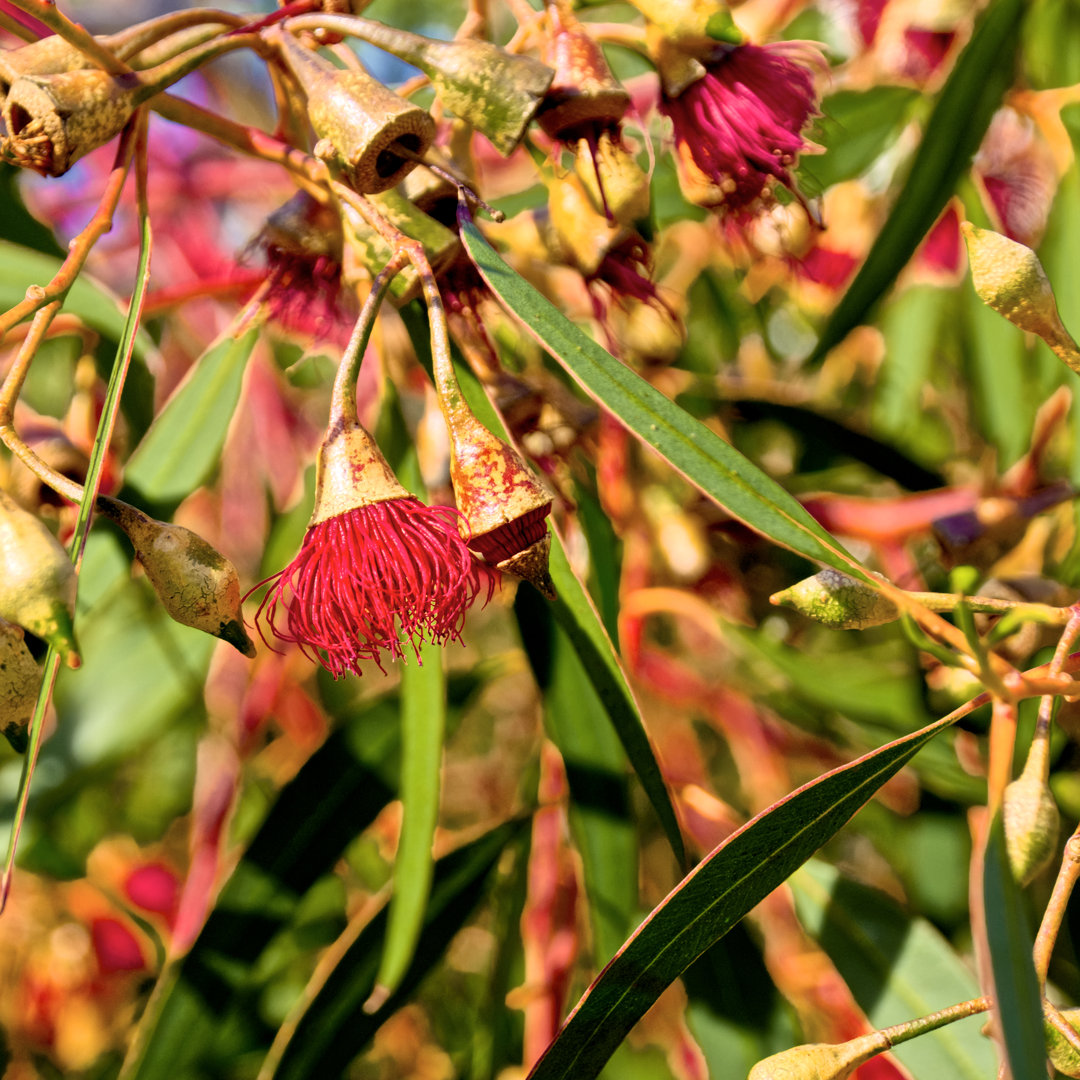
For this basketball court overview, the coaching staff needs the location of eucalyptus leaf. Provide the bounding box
[526,709,960,1080]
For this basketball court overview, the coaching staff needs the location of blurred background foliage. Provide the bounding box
[1,0,1080,1076]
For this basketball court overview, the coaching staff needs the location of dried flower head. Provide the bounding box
[254,420,492,677]
[660,42,823,215]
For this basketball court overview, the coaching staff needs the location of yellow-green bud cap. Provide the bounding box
[770,569,898,629]
[0,617,42,753]
[97,497,255,657]
[1003,768,1060,886]
[0,490,78,666]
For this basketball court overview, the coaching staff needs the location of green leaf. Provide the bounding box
[460,218,861,580]
[373,639,446,1002]
[447,348,686,868]
[810,0,1025,362]
[517,586,638,967]
[120,703,401,1080]
[802,87,921,193]
[791,860,996,1080]
[265,820,523,1080]
[0,240,155,359]
[525,709,961,1080]
[983,815,1046,1080]
[123,327,258,508]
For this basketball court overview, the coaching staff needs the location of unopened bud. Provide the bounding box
[97,497,255,657]
[962,222,1080,370]
[444,407,555,599]
[770,569,898,629]
[299,15,555,155]
[1003,764,1060,886]
[0,618,42,753]
[748,1037,880,1080]
[0,490,78,666]
[546,171,626,276]
[1046,1008,1080,1078]
[270,26,435,193]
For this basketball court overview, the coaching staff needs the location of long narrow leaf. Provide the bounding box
[461,219,861,579]
[983,816,1045,1080]
[265,820,524,1080]
[124,326,258,508]
[810,0,1024,361]
[526,708,962,1080]
[517,586,638,967]
[372,638,446,1003]
[121,703,401,1080]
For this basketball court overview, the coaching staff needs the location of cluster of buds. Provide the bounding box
[0,0,833,679]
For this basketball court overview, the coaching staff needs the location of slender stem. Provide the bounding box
[0,124,138,338]
[903,593,1074,622]
[0,9,38,41]
[0,302,87,504]
[329,257,408,425]
[878,997,992,1048]
[1035,830,1080,984]
[0,112,153,916]
[1045,1002,1080,1059]
[1,0,134,72]
[150,94,328,185]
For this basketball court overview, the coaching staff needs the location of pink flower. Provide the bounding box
[255,497,492,679]
[660,43,823,215]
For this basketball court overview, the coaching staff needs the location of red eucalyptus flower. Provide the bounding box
[255,419,492,678]
[661,42,823,215]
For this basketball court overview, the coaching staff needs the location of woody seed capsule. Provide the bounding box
[96,496,255,657]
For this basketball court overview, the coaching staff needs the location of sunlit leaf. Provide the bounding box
[526,710,960,1080]
[124,326,258,508]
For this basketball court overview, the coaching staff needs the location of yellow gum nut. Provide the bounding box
[97,497,255,657]
[748,1037,883,1080]
[0,490,78,666]
[1047,1008,1080,1078]
[0,617,42,754]
[962,222,1079,356]
[770,569,898,630]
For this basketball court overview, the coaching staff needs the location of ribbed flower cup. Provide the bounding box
[253,266,491,678]
[254,419,490,677]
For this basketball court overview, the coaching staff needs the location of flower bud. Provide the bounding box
[0,617,42,754]
[962,222,1080,366]
[270,26,435,193]
[444,406,555,599]
[770,569,898,629]
[747,1039,877,1080]
[1003,762,1060,886]
[96,497,255,657]
[0,490,78,666]
[537,3,630,140]
[0,11,237,91]
[302,15,555,155]
[341,189,459,305]
[1046,1008,1080,1078]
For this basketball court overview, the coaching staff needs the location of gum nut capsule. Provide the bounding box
[0,617,42,753]
[97,497,255,657]
[0,490,78,667]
